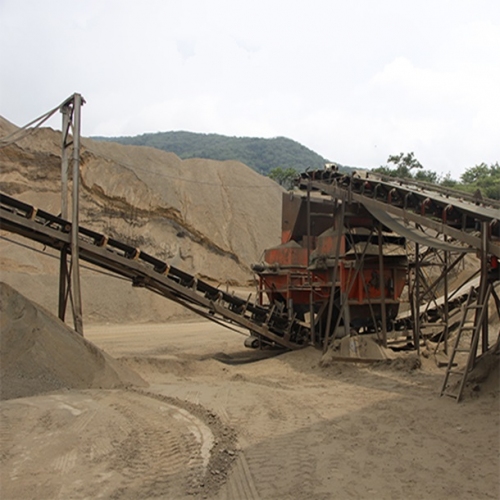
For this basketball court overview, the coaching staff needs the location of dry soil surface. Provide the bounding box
[2,318,499,500]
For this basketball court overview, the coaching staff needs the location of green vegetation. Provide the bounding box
[373,153,500,200]
[268,167,298,190]
[93,131,328,175]
[372,152,438,183]
[458,162,500,200]
[93,131,498,199]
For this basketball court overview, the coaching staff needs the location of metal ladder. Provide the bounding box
[440,284,491,402]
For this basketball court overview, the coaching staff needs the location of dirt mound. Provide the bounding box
[0,282,147,400]
[466,337,500,398]
[0,117,284,323]
[0,119,283,282]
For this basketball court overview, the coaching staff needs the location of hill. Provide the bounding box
[0,116,284,324]
[92,131,329,174]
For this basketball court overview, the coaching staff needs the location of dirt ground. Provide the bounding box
[1,318,499,500]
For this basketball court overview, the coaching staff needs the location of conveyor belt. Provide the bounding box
[0,192,309,350]
[297,169,500,257]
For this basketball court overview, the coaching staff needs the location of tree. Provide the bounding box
[373,152,424,179]
[440,173,458,188]
[387,152,423,176]
[459,162,500,200]
[460,162,493,184]
[414,169,439,184]
[268,167,297,190]
[371,154,500,200]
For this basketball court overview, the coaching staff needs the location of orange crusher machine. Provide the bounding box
[252,192,408,345]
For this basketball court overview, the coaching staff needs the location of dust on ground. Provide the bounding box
[1,286,499,500]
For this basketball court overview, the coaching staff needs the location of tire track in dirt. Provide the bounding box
[212,375,331,500]
[53,448,78,472]
[0,390,224,499]
[0,409,13,463]
[210,386,260,500]
[106,394,205,498]
[133,387,240,498]
[244,431,317,500]
[222,451,261,500]
[211,379,324,500]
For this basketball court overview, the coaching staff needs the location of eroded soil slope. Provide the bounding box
[0,116,283,323]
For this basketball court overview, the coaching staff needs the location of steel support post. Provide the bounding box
[323,197,345,352]
[306,180,315,345]
[58,249,68,321]
[378,223,388,348]
[61,105,70,219]
[58,104,71,322]
[480,221,489,354]
[414,243,421,354]
[57,93,84,335]
[443,244,449,355]
[71,93,84,335]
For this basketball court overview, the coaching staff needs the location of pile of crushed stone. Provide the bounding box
[0,282,146,400]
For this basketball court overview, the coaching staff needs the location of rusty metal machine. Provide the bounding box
[252,189,408,347]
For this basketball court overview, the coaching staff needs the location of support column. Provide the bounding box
[70,94,83,335]
[480,221,489,354]
[57,93,84,336]
[323,196,345,352]
[378,223,387,348]
[306,180,315,345]
[58,104,71,322]
[414,243,421,354]
[443,244,449,355]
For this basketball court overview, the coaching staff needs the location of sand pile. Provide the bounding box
[0,115,283,323]
[0,282,146,400]
[467,336,500,395]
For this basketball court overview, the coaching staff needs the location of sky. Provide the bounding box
[1,0,499,179]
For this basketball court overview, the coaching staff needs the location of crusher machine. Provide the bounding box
[252,190,408,346]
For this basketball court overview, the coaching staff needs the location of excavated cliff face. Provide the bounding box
[0,116,283,323]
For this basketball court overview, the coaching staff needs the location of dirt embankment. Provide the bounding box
[0,116,283,324]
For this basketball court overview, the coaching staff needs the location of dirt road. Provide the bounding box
[1,320,499,499]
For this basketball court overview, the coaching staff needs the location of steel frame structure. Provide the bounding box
[58,93,84,334]
[296,168,500,367]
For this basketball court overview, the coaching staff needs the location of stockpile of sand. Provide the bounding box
[0,282,146,400]
[0,115,284,323]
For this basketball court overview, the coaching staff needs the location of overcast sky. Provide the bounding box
[1,0,499,178]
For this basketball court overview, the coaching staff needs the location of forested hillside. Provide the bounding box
[93,131,329,174]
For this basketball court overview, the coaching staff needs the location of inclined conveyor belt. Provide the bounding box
[297,169,500,258]
[0,192,309,350]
